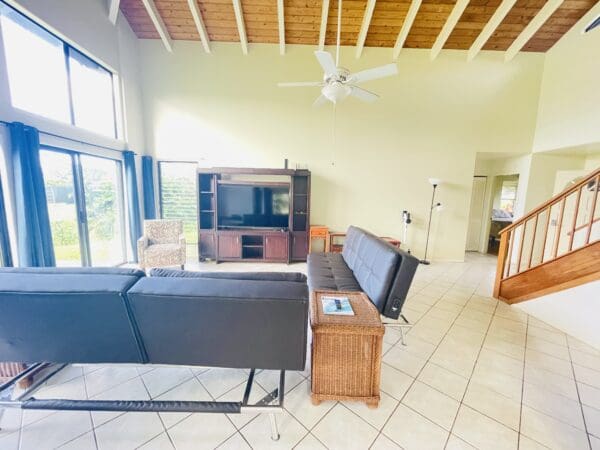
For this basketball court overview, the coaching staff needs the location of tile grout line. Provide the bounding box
[565,333,594,450]
[137,373,177,449]
[194,369,261,449]
[516,314,529,449]
[368,273,480,448]
[442,283,501,449]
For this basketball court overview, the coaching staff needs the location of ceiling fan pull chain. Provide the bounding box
[332,102,337,166]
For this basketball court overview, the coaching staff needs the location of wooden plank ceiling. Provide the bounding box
[120,0,597,53]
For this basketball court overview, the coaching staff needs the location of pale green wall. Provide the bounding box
[533,3,600,153]
[139,43,544,261]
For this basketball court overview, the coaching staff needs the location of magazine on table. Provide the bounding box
[321,296,354,316]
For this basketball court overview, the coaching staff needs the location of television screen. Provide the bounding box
[217,184,290,229]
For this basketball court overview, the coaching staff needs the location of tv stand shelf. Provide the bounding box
[197,168,311,263]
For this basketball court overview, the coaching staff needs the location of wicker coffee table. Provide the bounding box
[310,290,384,408]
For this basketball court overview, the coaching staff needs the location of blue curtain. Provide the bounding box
[123,151,142,262]
[0,176,13,267]
[8,122,55,267]
[141,156,156,220]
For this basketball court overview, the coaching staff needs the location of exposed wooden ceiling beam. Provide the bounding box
[141,0,173,52]
[232,0,248,54]
[318,0,330,51]
[355,0,376,58]
[468,0,517,61]
[277,0,285,55]
[187,0,211,53]
[108,0,120,25]
[392,0,422,60]
[430,0,469,60]
[505,0,564,61]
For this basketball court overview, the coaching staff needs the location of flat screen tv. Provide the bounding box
[217,183,290,229]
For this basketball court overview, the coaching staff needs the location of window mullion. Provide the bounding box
[63,44,76,127]
[72,153,91,266]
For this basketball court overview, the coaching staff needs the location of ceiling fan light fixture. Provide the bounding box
[322,82,351,103]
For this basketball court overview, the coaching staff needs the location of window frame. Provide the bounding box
[40,146,128,267]
[0,0,119,140]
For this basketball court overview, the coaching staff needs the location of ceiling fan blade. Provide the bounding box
[277,81,323,87]
[314,51,337,76]
[350,86,379,103]
[312,95,329,108]
[351,64,398,84]
[585,15,600,32]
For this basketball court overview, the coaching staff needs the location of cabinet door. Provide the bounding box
[218,234,241,259]
[291,232,308,261]
[265,234,288,261]
[199,233,216,259]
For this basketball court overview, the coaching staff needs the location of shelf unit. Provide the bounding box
[198,173,217,259]
[197,168,310,263]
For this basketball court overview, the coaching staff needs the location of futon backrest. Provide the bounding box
[0,268,146,364]
[127,276,309,371]
[342,226,418,319]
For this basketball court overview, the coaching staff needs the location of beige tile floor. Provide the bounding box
[1,253,599,449]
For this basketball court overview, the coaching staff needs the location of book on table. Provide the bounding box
[321,296,354,315]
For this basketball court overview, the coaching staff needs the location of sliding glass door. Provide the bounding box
[40,149,126,266]
[40,151,82,266]
[81,155,126,266]
[158,162,198,261]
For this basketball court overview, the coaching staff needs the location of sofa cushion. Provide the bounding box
[150,268,307,283]
[127,277,309,370]
[0,269,145,364]
[342,226,401,313]
[307,253,361,292]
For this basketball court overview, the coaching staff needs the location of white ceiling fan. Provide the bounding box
[277,0,398,106]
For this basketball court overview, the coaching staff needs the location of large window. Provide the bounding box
[0,2,118,138]
[41,149,126,266]
[158,162,198,261]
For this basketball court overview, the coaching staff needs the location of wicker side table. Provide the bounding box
[310,290,384,408]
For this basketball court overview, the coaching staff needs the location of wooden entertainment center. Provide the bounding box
[197,167,310,263]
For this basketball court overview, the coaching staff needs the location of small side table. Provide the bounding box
[310,290,384,408]
[309,226,329,253]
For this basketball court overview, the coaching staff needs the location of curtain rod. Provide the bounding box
[0,120,132,154]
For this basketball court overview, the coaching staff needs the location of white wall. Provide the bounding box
[533,3,600,153]
[516,280,600,349]
[138,42,544,261]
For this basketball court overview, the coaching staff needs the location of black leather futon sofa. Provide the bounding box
[0,267,308,370]
[307,226,419,320]
[0,267,308,440]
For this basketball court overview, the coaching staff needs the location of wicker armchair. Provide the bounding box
[138,220,186,270]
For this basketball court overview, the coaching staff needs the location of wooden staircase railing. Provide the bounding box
[493,167,600,304]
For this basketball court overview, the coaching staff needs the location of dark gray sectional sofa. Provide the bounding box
[308,226,419,319]
[0,267,308,371]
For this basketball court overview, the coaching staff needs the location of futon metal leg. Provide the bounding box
[269,413,280,441]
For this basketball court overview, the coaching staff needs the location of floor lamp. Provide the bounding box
[421,178,442,265]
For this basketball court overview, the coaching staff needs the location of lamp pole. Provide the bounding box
[421,179,441,265]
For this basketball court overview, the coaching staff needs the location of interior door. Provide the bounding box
[466,176,487,252]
